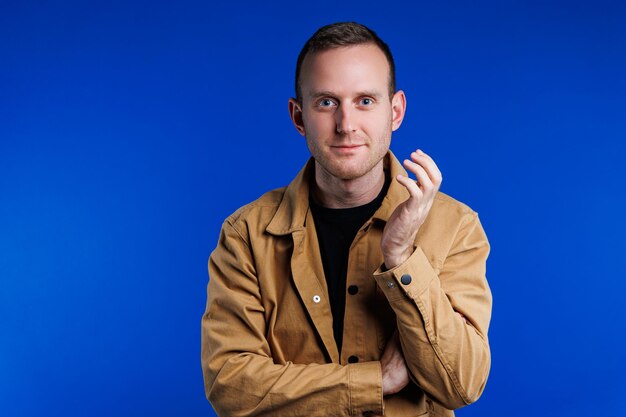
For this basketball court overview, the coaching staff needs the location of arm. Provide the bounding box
[378,150,492,409]
[375,211,491,409]
[201,220,383,417]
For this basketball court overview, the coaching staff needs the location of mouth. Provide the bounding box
[330,144,365,154]
[331,144,365,150]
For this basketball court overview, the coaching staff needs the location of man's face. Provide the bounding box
[290,43,405,181]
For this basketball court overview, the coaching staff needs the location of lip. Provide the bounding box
[330,144,365,154]
[331,144,365,150]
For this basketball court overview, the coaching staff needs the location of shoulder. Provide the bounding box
[417,191,484,264]
[432,191,478,220]
[223,187,287,238]
[423,190,479,234]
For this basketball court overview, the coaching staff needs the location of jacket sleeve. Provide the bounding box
[373,211,492,410]
[201,220,384,417]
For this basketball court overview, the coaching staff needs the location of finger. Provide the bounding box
[403,158,434,192]
[411,150,443,187]
[396,174,423,201]
[412,150,442,187]
[404,158,437,201]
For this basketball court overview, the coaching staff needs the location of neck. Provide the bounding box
[312,161,385,208]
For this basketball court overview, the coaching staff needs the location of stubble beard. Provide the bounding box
[306,130,392,182]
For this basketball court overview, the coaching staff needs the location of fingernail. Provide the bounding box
[417,149,424,155]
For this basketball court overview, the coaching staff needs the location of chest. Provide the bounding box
[253,220,396,365]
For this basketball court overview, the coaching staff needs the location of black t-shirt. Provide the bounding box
[309,178,389,354]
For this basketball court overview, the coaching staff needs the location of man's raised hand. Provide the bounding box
[381,150,442,269]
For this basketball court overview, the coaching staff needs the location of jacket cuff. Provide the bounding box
[348,361,384,417]
[373,246,438,302]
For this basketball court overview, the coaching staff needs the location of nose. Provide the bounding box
[335,104,356,134]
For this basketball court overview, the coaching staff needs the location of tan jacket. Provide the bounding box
[202,152,492,417]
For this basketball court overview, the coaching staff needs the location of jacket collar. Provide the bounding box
[266,150,410,236]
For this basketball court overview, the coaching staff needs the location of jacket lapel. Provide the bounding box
[290,213,339,363]
[266,158,339,363]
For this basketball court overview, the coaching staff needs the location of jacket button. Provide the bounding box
[400,274,412,285]
[312,295,321,303]
[348,285,359,295]
[348,355,359,363]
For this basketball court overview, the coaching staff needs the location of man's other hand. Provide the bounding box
[381,149,442,269]
[380,332,410,396]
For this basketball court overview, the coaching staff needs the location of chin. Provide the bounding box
[313,154,378,181]
[326,165,369,181]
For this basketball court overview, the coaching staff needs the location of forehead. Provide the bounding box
[299,44,390,97]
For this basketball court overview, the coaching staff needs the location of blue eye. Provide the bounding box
[319,99,335,107]
[360,98,373,105]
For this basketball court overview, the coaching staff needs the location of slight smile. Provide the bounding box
[331,144,366,151]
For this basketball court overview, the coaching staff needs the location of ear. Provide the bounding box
[390,90,407,132]
[288,98,306,136]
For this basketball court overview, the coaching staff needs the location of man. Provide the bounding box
[201,22,492,417]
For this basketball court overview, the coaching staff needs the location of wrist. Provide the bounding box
[383,247,413,270]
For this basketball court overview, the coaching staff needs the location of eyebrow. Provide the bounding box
[308,90,384,100]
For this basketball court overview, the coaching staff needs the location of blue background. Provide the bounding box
[1,1,625,416]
